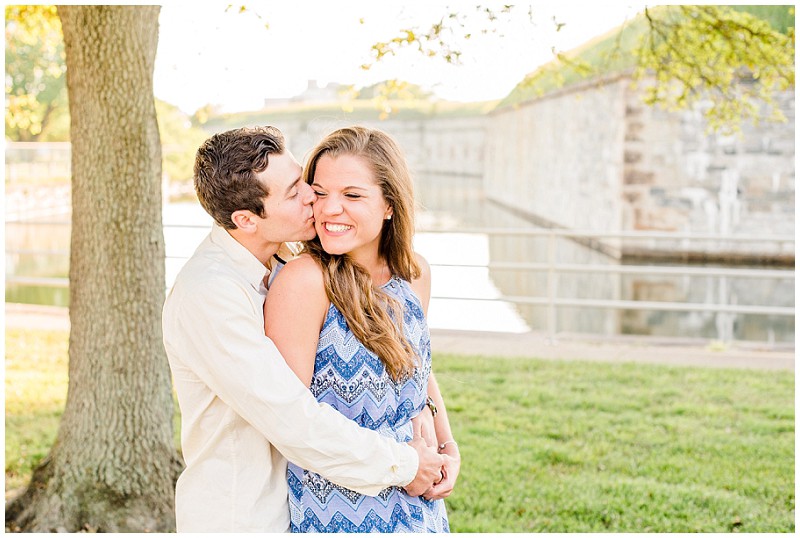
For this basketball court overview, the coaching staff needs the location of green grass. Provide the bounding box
[5,327,794,532]
[436,354,794,532]
[5,329,69,492]
[4,328,181,494]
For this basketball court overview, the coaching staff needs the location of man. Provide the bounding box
[162,126,445,532]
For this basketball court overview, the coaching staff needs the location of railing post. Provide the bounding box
[546,231,557,343]
[715,275,734,344]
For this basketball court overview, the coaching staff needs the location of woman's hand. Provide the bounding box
[422,444,461,501]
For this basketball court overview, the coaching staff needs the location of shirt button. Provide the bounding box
[391,464,399,474]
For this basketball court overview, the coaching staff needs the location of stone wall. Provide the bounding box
[485,75,795,261]
[485,75,629,256]
[418,116,486,177]
[622,85,795,260]
[254,116,485,175]
[260,117,428,171]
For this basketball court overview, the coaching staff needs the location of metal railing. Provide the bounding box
[418,228,794,341]
[6,223,795,342]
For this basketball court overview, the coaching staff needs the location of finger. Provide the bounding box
[422,469,455,500]
[433,469,444,485]
[412,419,423,439]
[424,479,454,501]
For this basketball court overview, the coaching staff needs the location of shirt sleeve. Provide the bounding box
[170,276,418,495]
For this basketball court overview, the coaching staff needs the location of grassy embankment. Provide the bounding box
[201,98,498,132]
[5,327,794,532]
[498,4,795,110]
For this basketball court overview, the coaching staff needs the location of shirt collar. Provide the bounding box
[210,223,270,291]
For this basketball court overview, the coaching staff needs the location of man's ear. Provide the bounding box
[230,210,257,232]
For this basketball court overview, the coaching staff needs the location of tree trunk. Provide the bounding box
[5,6,182,532]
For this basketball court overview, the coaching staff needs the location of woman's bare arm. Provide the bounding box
[264,255,329,387]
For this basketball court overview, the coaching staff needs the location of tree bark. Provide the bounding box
[5,5,182,532]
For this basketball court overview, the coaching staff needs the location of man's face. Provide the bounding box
[255,151,316,244]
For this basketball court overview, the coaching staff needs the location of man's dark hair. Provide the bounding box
[193,126,286,229]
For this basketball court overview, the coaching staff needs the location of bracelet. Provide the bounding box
[438,440,458,451]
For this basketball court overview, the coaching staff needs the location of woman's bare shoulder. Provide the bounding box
[410,251,431,310]
[273,253,325,292]
[413,251,431,278]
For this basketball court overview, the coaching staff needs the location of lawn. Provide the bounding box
[435,353,794,532]
[5,327,795,532]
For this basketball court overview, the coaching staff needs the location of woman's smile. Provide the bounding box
[322,222,353,234]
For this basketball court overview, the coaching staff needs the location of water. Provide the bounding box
[415,173,794,343]
[5,175,795,343]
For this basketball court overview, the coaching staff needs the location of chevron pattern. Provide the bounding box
[288,276,449,533]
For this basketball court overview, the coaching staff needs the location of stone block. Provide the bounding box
[624,151,642,163]
[625,122,644,142]
[625,104,643,117]
[624,169,655,185]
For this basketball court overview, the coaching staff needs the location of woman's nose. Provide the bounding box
[318,196,343,215]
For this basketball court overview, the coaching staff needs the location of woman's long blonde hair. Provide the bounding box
[303,126,420,381]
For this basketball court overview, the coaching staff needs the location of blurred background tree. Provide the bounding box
[499,5,794,133]
[5,5,207,184]
[6,5,794,142]
[5,5,68,141]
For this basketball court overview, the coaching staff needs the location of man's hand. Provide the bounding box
[411,405,436,447]
[423,450,461,500]
[404,437,444,497]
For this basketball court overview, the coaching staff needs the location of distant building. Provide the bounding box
[263,79,345,108]
[262,97,292,108]
[291,79,345,103]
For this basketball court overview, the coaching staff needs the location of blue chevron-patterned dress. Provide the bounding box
[287,276,449,533]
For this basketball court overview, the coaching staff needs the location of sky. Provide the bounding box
[154,1,650,114]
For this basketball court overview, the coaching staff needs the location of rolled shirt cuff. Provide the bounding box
[392,442,419,488]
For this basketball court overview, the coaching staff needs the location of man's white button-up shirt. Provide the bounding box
[163,224,417,532]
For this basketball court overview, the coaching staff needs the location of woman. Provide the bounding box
[264,126,458,532]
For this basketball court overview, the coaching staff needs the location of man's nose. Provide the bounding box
[301,182,315,204]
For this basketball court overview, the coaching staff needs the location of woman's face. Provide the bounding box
[311,153,392,264]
